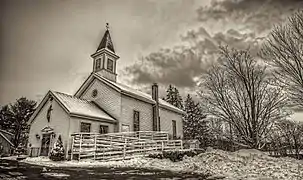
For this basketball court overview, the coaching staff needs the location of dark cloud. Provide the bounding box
[124,0,302,91]
[197,0,303,33]
[124,27,260,88]
[124,47,205,88]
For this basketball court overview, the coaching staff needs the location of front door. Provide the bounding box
[40,134,51,156]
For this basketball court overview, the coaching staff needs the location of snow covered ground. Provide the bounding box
[21,148,303,180]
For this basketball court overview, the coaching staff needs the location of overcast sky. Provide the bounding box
[1,0,303,105]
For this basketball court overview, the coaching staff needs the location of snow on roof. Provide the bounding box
[51,91,115,122]
[94,74,184,114]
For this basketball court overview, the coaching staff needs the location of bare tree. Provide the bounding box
[261,10,303,107]
[276,120,303,159]
[199,47,287,149]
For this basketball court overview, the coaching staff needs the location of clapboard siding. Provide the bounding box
[80,79,122,121]
[159,108,183,138]
[121,94,153,131]
[28,98,70,154]
[69,117,115,134]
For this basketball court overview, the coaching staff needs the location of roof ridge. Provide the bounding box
[52,91,90,102]
[94,73,149,95]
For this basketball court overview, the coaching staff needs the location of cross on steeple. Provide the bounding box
[106,23,109,30]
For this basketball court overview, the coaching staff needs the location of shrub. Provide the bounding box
[148,152,163,159]
[49,135,65,161]
[148,149,205,162]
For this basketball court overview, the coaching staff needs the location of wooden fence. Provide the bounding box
[71,131,183,161]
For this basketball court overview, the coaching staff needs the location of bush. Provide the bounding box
[49,135,65,161]
[148,149,205,162]
[148,152,163,159]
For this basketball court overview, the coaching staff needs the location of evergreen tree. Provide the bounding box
[0,97,36,149]
[174,87,183,109]
[49,135,65,161]
[183,94,209,147]
[164,84,174,103]
[164,85,183,109]
[0,105,13,131]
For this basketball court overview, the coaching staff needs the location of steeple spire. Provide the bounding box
[96,23,115,53]
[91,23,119,82]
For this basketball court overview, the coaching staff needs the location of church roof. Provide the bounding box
[96,29,115,53]
[75,73,185,115]
[28,90,116,125]
[52,91,116,122]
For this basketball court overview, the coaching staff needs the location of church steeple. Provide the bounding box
[91,23,119,82]
[96,23,115,53]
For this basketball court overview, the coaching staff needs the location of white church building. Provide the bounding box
[27,26,184,157]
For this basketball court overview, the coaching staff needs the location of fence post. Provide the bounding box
[161,141,164,151]
[79,134,82,161]
[71,136,74,160]
[123,138,127,160]
[180,140,183,149]
[94,135,97,160]
[103,147,105,160]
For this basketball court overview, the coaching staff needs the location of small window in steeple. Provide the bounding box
[96,58,101,70]
[107,59,114,72]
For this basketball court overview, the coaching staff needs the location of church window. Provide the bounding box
[172,120,177,139]
[133,110,140,131]
[107,59,114,72]
[92,89,98,98]
[80,122,91,133]
[158,117,161,131]
[99,125,108,134]
[96,58,101,70]
[121,124,130,132]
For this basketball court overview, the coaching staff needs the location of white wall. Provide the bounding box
[159,108,183,138]
[69,117,115,134]
[28,94,117,157]
[121,94,153,131]
[77,77,184,136]
[289,111,303,122]
[80,79,122,123]
[28,97,70,154]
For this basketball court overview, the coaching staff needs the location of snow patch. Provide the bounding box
[22,148,303,179]
[41,172,70,178]
[0,156,18,160]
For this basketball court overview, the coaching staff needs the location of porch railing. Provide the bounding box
[71,131,183,161]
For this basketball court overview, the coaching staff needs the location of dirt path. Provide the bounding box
[0,159,209,180]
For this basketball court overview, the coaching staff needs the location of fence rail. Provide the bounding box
[71,131,183,161]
